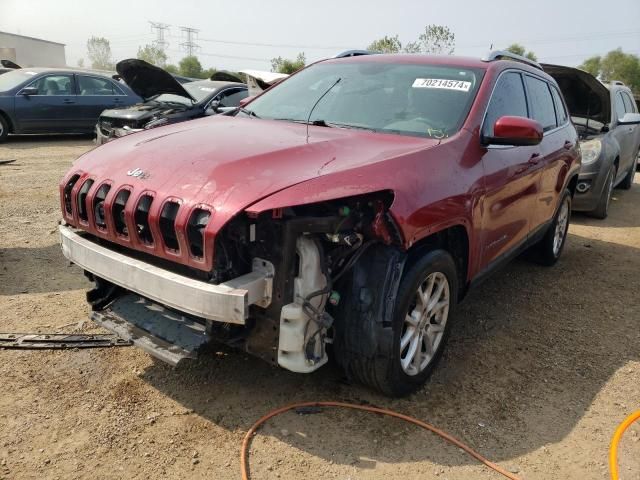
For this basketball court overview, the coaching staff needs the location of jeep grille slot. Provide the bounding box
[159,201,180,251]
[113,189,131,236]
[63,174,80,214]
[76,179,94,222]
[187,209,211,258]
[93,184,111,230]
[135,195,154,245]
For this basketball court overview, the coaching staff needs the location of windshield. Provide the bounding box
[246,61,484,138]
[154,82,218,105]
[0,70,38,92]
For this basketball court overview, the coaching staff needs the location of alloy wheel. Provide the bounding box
[400,272,450,376]
[553,197,570,256]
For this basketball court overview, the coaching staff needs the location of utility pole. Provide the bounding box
[149,21,170,52]
[180,26,200,57]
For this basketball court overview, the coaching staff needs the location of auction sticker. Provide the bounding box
[412,78,471,91]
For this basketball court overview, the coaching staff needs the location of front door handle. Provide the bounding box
[528,153,541,165]
[63,99,76,104]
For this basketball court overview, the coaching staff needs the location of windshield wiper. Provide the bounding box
[311,120,375,131]
[237,107,260,118]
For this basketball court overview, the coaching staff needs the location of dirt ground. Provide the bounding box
[0,135,638,480]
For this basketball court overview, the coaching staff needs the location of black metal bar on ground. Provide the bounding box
[0,333,132,349]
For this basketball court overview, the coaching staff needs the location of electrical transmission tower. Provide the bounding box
[180,26,200,56]
[149,22,170,52]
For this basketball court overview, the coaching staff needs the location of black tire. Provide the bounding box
[0,115,8,143]
[590,165,616,219]
[530,189,571,266]
[342,249,458,397]
[620,158,635,190]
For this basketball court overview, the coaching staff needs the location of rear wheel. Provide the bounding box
[0,115,8,143]
[531,189,571,266]
[590,165,616,219]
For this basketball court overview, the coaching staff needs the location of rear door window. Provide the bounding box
[78,76,123,95]
[217,88,248,108]
[482,71,528,137]
[550,85,568,126]
[524,75,557,131]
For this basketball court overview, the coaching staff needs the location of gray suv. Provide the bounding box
[544,65,640,218]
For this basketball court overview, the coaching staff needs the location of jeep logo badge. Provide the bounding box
[126,168,149,179]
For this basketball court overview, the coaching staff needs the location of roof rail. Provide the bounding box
[333,50,377,58]
[481,50,543,71]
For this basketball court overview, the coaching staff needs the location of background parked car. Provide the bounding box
[544,64,640,218]
[0,59,21,75]
[96,59,248,144]
[0,68,141,142]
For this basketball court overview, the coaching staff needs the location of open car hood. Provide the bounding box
[542,63,611,126]
[0,59,21,69]
[116,59,195,102]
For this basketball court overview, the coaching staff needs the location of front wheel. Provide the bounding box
[530,189,571,266]
[0,115,8,143]
[381,249,458,396]
[590,165,616,219]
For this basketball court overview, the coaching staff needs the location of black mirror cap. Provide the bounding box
[20,87,38,96]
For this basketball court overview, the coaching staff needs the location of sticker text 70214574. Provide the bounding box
[412,78,471,92]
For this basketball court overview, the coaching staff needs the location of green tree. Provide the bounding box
[578,56,602,76]
[179,56,203,78]
[600,49,640,92]
[505,43,537,61]
[271,52,306,74]
[414,25,455,55]
[164,64,179,74]
[578,49,640,93]
[367,35,402,54]
[137,44,168,67]
[202,67,216,79]
[86,36,114,70]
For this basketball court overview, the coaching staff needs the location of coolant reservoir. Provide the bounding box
[278,236,328,373]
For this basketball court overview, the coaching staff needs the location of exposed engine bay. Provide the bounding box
[75,191,402,373]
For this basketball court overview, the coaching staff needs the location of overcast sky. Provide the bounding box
[1,0,639,71]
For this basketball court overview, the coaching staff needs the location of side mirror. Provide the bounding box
[618,112,640,125]
[239,96,255,108]
[484,116,543,146]
[20,87,38,96]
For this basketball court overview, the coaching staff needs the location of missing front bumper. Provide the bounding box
[59,224,274,324]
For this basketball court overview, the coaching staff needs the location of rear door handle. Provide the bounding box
[63,99,76,104]
[563,141,574,150]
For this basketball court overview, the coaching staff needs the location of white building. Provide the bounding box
[0,31,66,68]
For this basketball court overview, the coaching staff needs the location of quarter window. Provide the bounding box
[524,76,557,131]
[27,74,74,95]
[621,91,637,113]
[482,72,528,137]
[550,85,568,126]
[614,92,626,119]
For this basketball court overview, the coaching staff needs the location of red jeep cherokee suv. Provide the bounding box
[59,51,580,396]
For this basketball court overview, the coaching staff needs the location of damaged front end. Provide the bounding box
[62,190,405,373]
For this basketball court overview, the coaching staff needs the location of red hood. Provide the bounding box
[74,115,436,215]
[63,115,438,270]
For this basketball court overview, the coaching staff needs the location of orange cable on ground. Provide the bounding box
[609,409,640,480]
[241,401,522,480]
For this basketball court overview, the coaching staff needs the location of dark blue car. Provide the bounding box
[0,68,141,142]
